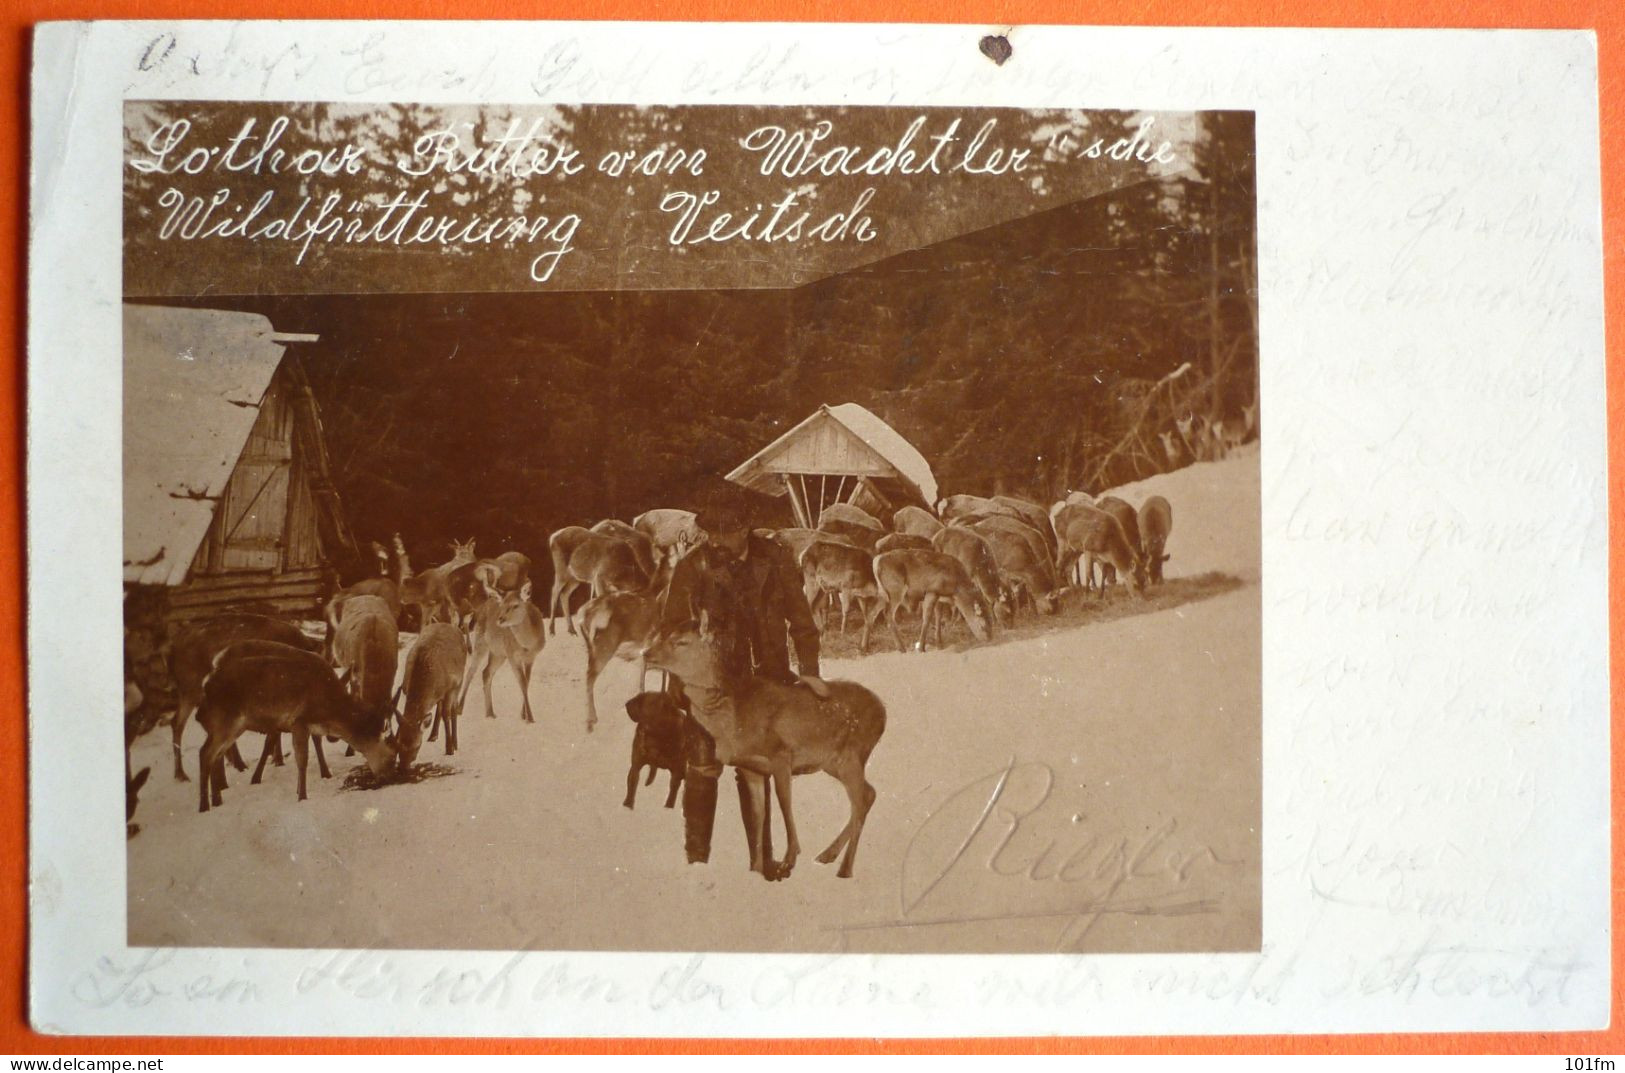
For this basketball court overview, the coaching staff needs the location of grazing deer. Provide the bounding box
[800,540,884,651]
[201,639,336,788]
[872,549,993,652]
[990,495,1056,555]
[1057,505,1147,599]
[578,561,673,732]
[1138,496,1174,585]
[931,525,1009,627]
[324,577,401,657]
[396,535,476,626]
[195,643,397,812]
[461,580,546,723]
[967,519,1061,618]
[166,613,321,781]
[642,609,886,880]
[399,623,466,766]
[332,595,399,712]
[547,526,648,635]
[1095,495,1143,557]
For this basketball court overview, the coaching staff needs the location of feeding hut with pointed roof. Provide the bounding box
[123,303,356,625]
[725,402,938,527]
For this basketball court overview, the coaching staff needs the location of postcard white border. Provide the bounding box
[28,20,1610,1036]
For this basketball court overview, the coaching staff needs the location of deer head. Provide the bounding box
[449,538,477,564]
[496,581,535,630]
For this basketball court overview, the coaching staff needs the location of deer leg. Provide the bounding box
[292,730,310,802]
[859,597,880,654]
[916,593,939,651]
[838,592,851,636]
[196,736,218,813]
[738,771,771,877]
[482,657,500,720]
[513,652,535,724]
[584,637,605,734]
[172,695,197,781]
[769,762,799,880]
[251,733,276,785]
[547,579,566,636]
[428,703,441,742]
[664,767,682,809]
[839,779,878,879]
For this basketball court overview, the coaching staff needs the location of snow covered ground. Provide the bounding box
[128,445,1260,955]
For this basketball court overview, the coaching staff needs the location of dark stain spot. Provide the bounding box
[979,35,1013,66]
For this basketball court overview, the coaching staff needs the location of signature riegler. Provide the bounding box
[844,758,1237,951]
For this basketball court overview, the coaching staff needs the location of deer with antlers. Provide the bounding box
[395,535,477,627]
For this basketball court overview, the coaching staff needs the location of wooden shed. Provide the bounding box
[725,402,939,526]
[123,303,356,625]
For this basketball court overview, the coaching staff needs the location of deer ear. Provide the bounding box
[519,580,533,602]
[697,608,712,639]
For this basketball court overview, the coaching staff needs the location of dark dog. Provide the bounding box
[624,690,687,810]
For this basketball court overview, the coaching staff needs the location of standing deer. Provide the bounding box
[1138,495,1174,584]
[800,540,884,651]
[547,526,648,635]
[195,643,397,812]
[461,580,546,723]
[166,613,321,781]
[577,561,673,732]
[399,623,466,765]
[642,609,886,880]
[1057,505,1147,599]
[332,595,399,716]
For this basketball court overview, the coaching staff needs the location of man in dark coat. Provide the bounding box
[660,482,821,867]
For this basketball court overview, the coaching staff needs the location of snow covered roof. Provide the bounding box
[123,304,307,586]
[725,402,938,507]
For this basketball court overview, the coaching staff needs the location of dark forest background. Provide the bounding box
[141,112,1257,575]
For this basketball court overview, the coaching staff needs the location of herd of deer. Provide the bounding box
[778,488,1176,656]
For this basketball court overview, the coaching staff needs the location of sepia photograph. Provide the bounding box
[119,100,1261,955]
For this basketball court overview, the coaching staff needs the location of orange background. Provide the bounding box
[3,0,1618,1056]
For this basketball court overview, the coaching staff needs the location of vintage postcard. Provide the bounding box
[28,21,1607,1037]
